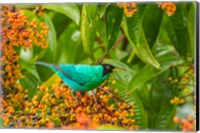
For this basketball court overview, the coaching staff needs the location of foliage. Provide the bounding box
[0,2,196,131]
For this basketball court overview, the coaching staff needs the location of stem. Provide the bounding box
[97,34,126,64]
[98,86,125,103]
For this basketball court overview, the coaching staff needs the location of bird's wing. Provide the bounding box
[53,64,97,86]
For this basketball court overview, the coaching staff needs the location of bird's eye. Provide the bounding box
[106,65,111,70]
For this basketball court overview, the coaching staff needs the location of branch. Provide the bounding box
[97,34,126,64]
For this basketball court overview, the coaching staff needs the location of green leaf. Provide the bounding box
[121,90,148,129]
[43,14,57,62]
[127,48,135,63]
[22,9,40,23]
[121,7,160,68]
[135,85,153,111]
[57,22,81,64]
[19,60,40,98]
[128,54,184,91]
[98,125,124,130]
[113,75,148,129]
[0,118,3,128]
[81,4,96,61]
[166,4,190,58]
[142,3,164,48]
[42,74,59,87]
[151,71,177,129]
[16,4,37,9]
[99,4,110,18]
[187,3,195,59]
[154,101,177,129]
[44,4,80,25]
[85,4,100,37]
[106,5,123,51]
[52,12,71,37]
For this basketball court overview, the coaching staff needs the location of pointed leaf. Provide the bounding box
[81,4,96,61]
[114,76,148,129]
[150,69,178,129]
[106,5,123,51]
[128,54,184,91]
[57,22,81,63]
[187,3,195,59]
[142,3,164,48]
[99,4,110,18]
[166,4,190,58]
[43,14,57,62]
[44,4,80,25]
[85,4,100,37]
[122,5,160,69]
[118,88,148,129]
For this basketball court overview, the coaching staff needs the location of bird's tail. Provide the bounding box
[34,61,51,67]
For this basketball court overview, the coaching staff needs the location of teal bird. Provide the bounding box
[35,62,116,94]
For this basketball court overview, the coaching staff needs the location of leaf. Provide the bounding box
[42,74,59,87]
[151,70,178,129]
[121,10,160,68]
[16,4,37,9]
[98,125,124,130]
[106,5,123,51]
[19,60,41,98]
[43,14,57,62]
[142,3,164,48]
[186,3,195,59]
[119,88,148,129]
[154,101,177,129]
[127,48,135,63]
[52,12,71,37]
[22,9,40,23]
[166,4,190,58]
[99,4,110,18]
[113,75,148,129]
[44,4,80,25]
[85,4,100,37]
[35,14,57,81]
[128,53,184,91]
[81,4,96,61]
[57,22,81,64]
[0,118,3,128]
[135,85,153,111]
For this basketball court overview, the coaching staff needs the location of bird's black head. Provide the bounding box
[102,64,115,76]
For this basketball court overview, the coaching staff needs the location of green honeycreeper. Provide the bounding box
[35,62,116,93]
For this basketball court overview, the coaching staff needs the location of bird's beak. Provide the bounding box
[113,67,125,72]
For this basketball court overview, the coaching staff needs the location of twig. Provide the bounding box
[98,86,125,104]
[97,34,126,64]
[97,101,113,116]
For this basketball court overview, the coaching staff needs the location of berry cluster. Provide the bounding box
[170,96,185,105]
[0,5,48,93]
[0,5,48,128]
[173,114,196,131]
[158,2,176,16]
[1,78,138,129]
[117,2,137,17]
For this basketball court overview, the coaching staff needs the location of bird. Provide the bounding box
[35,62,117,95]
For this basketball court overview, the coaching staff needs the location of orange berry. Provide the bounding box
[173,116,180,123]
[46,121,54,128]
